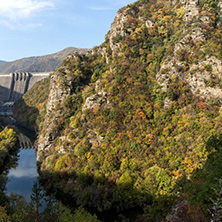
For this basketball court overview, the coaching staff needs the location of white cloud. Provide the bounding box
[0,0,54,29]
[9,167,38,178]
[0,19,42,30]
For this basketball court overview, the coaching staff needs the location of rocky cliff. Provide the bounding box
[36,0,222,220]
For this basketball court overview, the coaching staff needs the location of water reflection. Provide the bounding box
[6,149,38,201]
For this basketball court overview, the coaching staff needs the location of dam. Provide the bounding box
[0,72,51,115]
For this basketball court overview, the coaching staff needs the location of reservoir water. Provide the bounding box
[4,126,142,221]
[6,149,38,201]
[5,124,38,201]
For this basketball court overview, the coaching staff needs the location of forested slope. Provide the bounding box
[15,0,222,220]
[13,78,50,132]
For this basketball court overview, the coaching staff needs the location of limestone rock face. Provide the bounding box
[183,1,199,22]
[158,54,222,100]
[166,199,207,222]
[106,8,133,52]
[82,90,109,111]
[156,0,222,101]
[37,70,71,160]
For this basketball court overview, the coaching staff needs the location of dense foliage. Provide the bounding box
[13,78,50,132]
[0,120,18,212]
[12,0,222,220]
[0,126,17,167]
[0,183,100,222]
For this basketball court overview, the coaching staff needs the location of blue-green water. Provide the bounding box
[6,149,38,201]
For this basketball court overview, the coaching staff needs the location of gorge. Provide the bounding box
[1,0,222,221]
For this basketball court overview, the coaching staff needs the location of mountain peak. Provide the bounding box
[0,47,89,74]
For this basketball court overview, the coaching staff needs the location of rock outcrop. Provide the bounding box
[157,0,222,101]
[37,70,72,160]
[35,0,222,220]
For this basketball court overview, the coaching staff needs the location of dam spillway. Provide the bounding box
[0,72,50,115]
[8,72,30,102]
[0,72,50,104]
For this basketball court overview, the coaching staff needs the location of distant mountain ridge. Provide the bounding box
[0,47,89,74]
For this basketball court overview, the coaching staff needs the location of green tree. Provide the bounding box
[30,182,43,222]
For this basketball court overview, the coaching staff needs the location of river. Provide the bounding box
[4,125,142,221]
[6,125,38,201]
[6,149,38,201]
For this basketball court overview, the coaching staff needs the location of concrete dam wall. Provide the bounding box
[0,72,50,104]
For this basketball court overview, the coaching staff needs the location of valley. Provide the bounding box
[0,0,222,221]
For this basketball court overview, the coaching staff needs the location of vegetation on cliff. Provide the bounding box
[14,0,222,220]
[0,126,17,168]
[13,78,50,132]
[0,120,18,210]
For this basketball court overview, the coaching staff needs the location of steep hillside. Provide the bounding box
[0,60,5,64]
[33,0,222,220]
[0,47,89,74]
[13,77,50,132]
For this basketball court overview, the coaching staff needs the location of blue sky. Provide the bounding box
[0,0,136,61]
